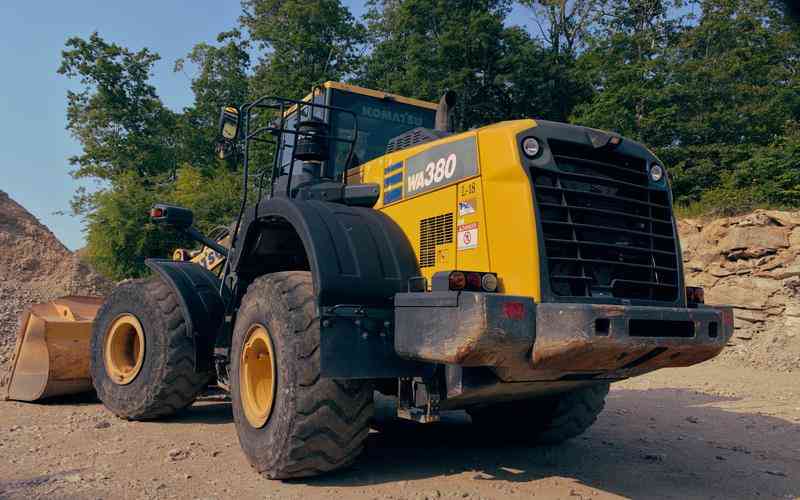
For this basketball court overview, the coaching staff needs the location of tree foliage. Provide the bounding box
[59,33,178,185]
[61,0,800,279]
[242,0,365,98]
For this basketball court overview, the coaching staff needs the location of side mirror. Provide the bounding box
[150,203,229,258]
[150,203,194,230]
[218,106,240,141]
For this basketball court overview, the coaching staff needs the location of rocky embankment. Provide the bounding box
[0,190,112,368]
[679,210,800,371]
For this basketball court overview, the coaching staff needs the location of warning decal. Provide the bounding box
[457,222,478,251]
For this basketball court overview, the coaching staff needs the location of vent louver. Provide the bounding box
[386,128,451,154]
[419,213,454,268]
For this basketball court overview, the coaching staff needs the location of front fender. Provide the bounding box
[145,259,229,372]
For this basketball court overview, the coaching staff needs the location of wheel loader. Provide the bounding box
[8,81,733,479]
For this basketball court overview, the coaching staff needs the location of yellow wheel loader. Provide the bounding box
[13,82,733,479]
[2,228,231,402]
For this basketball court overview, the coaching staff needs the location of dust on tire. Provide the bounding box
[90,278,210,420]
[230,271,373,479]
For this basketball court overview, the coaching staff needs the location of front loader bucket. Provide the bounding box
[3,296,104,402]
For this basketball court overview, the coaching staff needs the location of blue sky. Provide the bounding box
[1,1,529,250]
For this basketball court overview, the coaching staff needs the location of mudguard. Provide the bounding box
[145,259,228,372]
[230,198,420,307]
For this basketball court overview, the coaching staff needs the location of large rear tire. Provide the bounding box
[231,272,373,479]
[468,383,609,444]
[90,278,210,419]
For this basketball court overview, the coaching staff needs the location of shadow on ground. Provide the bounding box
[299,388,800,499]
[163,400,233,425]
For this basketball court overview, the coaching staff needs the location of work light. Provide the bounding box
[522,137,541,158]
[649,164,665,182]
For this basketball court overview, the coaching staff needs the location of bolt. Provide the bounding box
[383,321,391,328]
[361,332,368,339]
[354,319,361,327]
[322,319,331,328]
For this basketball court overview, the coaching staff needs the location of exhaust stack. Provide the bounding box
[434,90,457,133]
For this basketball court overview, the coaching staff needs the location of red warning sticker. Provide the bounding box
[457,222,478,250]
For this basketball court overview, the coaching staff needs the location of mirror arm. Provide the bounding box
[184,226,229,257]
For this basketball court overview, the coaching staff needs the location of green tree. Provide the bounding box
[667,0,800,204]
[172,164,245,234]
[59,32,179,185]
[242,0,365,99]
[82,172,180,280]
[175,30,251,173]
[519,0,598,120]
[688,122,800,214]
[571,0,688,144]
[61,33,251,279]
[361,0,540,128]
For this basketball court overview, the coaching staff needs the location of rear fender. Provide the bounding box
[145,259,229,372]
[229,198,419,307]
[229,199,428,378]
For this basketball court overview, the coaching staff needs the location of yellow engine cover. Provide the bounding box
[351,119,542,301]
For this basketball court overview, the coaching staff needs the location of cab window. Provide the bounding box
[329,90,435,176]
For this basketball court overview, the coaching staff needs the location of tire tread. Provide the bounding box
[234,272,373,479]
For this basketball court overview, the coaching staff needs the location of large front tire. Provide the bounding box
[231,272,373,479]
[468,383,609,445]
[90,278,210,419]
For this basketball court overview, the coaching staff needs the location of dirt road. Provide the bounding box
[1,362,798,500]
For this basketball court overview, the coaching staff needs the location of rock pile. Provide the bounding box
[0,190,113,369]
[679,210,800,372]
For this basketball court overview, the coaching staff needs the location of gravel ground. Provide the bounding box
[1,362,798,500]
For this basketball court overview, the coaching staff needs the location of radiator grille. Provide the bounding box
[419,213,454,268]
[533,139,680,302]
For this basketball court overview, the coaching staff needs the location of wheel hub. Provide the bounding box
[240,324,277,428]
[104,314,145,385]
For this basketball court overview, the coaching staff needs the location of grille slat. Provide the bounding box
[550,167,652,193]
[544,238,676,256]
[534,140,680,302]
[548,257,677,272]
[541,220,675,240]
[539,202,668,225]
[536,185,670,209]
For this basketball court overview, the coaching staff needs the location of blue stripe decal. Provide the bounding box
[384,172,403,187]
[384,188,402,204]
[384,162,403,174]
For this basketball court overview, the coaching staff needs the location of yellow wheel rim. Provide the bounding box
[104,314,145,385]
[240,324,277,428]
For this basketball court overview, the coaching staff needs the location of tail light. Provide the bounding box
[433,271,499,292]
[686,286,704,307]
[449,272,467,290]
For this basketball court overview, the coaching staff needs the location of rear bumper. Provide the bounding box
[394,292,733,382]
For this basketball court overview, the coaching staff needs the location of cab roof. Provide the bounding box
[287,82,439,116]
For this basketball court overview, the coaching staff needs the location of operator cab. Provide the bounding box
[277,82,438,181]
